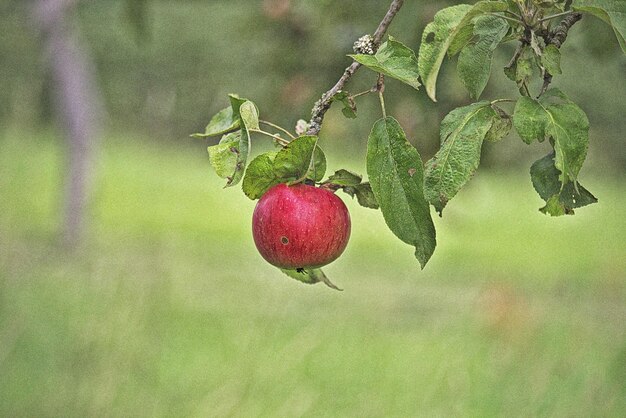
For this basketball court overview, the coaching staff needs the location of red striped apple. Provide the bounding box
[252,183,351,269]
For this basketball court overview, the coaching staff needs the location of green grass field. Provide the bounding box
[1,132,625,417]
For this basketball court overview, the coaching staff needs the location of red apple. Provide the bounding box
[252,183,351,269]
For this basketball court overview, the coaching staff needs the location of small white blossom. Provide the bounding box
[353,34,375,55]
[295,119,310,136]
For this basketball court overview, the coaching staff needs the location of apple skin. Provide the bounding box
[252,183,351,269]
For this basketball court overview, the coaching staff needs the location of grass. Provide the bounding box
[1,131,625,417]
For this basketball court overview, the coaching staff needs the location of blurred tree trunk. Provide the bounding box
[34,0,103,247]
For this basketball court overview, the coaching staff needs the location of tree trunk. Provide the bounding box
[34,0,103,247]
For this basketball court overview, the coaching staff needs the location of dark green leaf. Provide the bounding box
[273,135,320,182]
[418,1,508,101]
[242,152,280,200]
[367,117,436,268]
[530,153,598,216]
[324,169,363,187]
[485,105,512,142]
[343,183,379,209]
[333,91,357,119]
[513,89,589,184]
[228,94,248,119]
[424,101,497,214]
[573,0,626,53]
[350,36,421,90]
[280,268,342,290]
[541,44,562,75]
[457,15,509,99]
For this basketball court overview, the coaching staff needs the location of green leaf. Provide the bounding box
[239,100,259,131]
[192,95,257,187]
[242,152,280,200]
[573,0,626,53]
[516,46,537,83]
[323,170,379,209]
[457,15,509,99]
[350,36,421,90]
[424,101,497,214]
[191,107,238,138]
[367,117,436,268]
[273,135,325,183]
[280,268,342,291]
[448,23,475,56]
[485,105,512,142]
[228,94,248,118]
[512,96,548,144]
[207,132,241,180]
[191,94,250,138]
[223,100,257,187]
[541,44,562,75]
[323,169,363,187]
[343,183,380,209]
[308,146,327,183]
[530,153,598,216]
[513,89,589,184]
[418,1,508,101]
[333,91,357,119]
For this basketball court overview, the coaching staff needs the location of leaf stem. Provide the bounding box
[351,89,376,99]
[376,73,387,118]
[249,128,290,146]
[539,11,575,23]
[488,13,524,26]
[504,10,523,20]
[259,120,296,139]
[491,99,516,105]
[378,92,387,119]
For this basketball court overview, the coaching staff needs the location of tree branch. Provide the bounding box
[540,12,582,96]
[307,0,404,136]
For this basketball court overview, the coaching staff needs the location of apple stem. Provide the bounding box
[376,73,387,119]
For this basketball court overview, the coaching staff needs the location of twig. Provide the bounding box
[544,12,582,48]
[306,0,405,135]
[539,12,582,96]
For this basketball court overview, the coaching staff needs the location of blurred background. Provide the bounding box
[1,0,625,416]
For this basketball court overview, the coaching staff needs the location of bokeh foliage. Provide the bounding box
[1,132,625,416]
[0,0,624,168]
